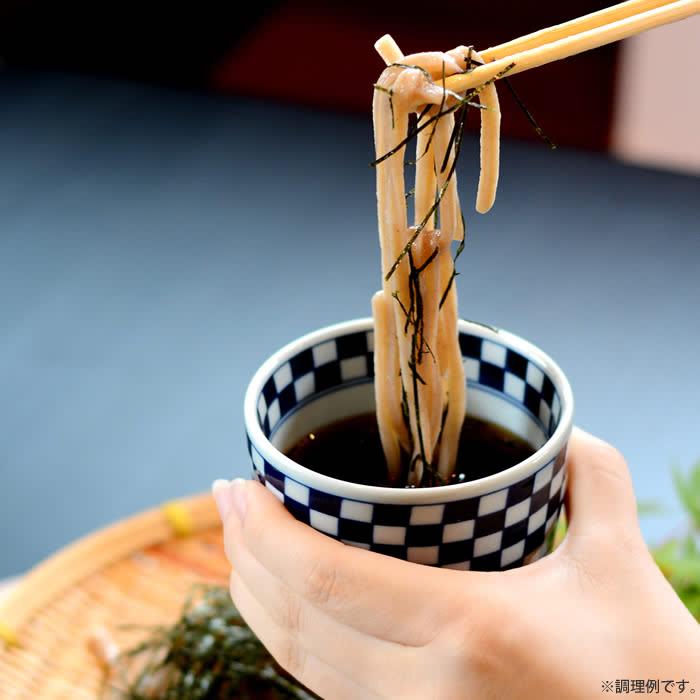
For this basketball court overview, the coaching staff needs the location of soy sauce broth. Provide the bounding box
[284,412,536,488]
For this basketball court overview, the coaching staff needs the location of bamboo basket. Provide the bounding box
[0,494,229,699]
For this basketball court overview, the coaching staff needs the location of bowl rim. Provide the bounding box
[244,318,574,505]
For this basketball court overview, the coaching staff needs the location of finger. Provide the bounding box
[227,522,424,696]
[230,570,383,700]
[564,427,641,541]
[220,479,486,645]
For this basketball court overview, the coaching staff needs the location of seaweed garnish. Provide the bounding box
[388,61,433,82]
[102,585,318,700]
[502,77,557,149]
[373,84,395,129]
[462,318,500,333]
[439,46,475,175]
[417,61,448,163]
[370,88,490,169]
[468,51,556,150]
[439,230,465,310]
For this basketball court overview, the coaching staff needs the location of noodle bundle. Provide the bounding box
[372,47,501,486]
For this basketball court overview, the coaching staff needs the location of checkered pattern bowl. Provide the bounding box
[244,318,574,571]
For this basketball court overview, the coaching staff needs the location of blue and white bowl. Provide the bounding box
[244,318,574,571]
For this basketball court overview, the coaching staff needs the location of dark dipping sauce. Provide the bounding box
[285,412,536,488]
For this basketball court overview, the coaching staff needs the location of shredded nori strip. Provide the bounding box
[439,233,465,310]
[466,51,556,150]
[373,84,395,130]
[502,77,557,149]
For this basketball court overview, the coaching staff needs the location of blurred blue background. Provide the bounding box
[0,0,698,578]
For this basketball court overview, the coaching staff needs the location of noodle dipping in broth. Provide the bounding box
[369,44,509,488]
[288,40,532,489]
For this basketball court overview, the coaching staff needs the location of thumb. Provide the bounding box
[564,427,641,543]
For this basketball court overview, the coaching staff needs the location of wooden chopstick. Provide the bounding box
[443,0,699,93]
[374,0,678,68]
[479,0,680,62]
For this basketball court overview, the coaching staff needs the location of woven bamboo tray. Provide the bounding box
[0,494,229,699]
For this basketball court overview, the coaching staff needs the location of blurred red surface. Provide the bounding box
[211,1,618,150]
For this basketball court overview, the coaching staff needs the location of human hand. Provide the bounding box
[214,428,700,699]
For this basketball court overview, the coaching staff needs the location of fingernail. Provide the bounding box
[212,479,233,522]
[229,478,248,521]
[211,478,248,523]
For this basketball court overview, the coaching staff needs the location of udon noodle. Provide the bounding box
[371,46,502,486]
